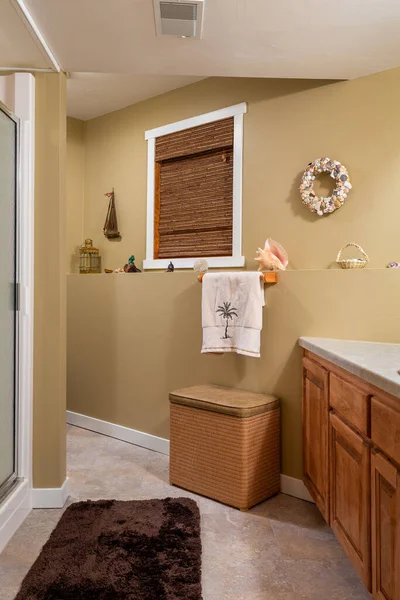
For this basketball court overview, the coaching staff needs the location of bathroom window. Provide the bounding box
[143,103,246,269]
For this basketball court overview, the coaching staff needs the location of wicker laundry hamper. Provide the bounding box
[169,385,280,510]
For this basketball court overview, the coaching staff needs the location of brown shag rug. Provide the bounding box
[15,498,202,600]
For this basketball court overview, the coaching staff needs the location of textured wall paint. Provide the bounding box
[68,270,400,479]
[33,72,67,488]
[66,117,85,273]
[67,70,400,479]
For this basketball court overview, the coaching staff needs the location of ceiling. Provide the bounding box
[23,0,400,79]
[67,73,204,120]
[0,0,54,70]
[2,0,400,119]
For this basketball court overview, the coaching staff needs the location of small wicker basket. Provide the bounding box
[336,243,369,269]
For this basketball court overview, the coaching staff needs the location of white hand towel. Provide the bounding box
[201,272,265,358]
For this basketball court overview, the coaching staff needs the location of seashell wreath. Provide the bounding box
[299,157,352,216]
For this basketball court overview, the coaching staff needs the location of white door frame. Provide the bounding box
[0,73,35,553]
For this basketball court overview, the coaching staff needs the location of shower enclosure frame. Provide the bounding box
[0,73,35,553]
[0,99,20,503]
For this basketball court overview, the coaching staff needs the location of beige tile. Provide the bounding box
[138,478,241,517]
[284,558,371,600]
[271,520,346,560]
[0,426,371,600]
[71,470,144,501]
[0,553,31,589]
[251,493,331,532]
[203,558,294,598]
[202,512,280,564]
[97,434,152,462]
[201,513,291,598]
[2,509,64,562]
[67,425,98,439]
[143,450,170,483]
[0,588,20,600]
[328,559,372,600]
[206,592,306,600]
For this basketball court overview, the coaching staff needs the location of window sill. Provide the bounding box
[143,256,245,270]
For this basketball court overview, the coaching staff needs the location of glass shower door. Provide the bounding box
[0,104,18,499]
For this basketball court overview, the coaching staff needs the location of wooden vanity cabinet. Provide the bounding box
[371,451,400,600]
[302,350,400,599]
[302,356,330,522]
[329,411,371,588]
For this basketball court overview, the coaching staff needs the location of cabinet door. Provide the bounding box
[372,451,400,600]
[329,411,371,590]
[303,356,329,522]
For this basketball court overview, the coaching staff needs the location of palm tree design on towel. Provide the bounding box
[216,302,238,339]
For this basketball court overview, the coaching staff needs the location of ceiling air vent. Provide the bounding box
[154,0,205,39]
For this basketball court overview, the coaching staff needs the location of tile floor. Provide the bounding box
[0,425,371,599]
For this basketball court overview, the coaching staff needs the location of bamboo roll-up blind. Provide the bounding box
[155,118,234,161]
[155,117,234,259]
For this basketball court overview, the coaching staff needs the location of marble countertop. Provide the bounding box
[299,337,400,399]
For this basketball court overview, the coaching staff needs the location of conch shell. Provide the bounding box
[254,239,288,271]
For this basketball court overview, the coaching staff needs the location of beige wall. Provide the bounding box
[66,117,85,273]
[67,69,400,480]
[33,72,67,488]
[78,71,400,270]
[68,270,400,479]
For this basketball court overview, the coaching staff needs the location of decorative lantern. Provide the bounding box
[79,239,101,274]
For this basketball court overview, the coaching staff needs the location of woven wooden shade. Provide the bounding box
[155,118,234,161]
[154,117,234,259]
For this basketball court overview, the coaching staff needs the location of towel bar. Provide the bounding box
[197,272,278,284]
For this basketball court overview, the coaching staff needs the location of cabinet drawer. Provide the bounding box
[371,396,400,465]
[330,373,369,435]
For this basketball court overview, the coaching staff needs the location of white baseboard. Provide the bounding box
[280,474,315,503]
[0,480,31,553]
[67,411,170,455]
[32,478,69,509]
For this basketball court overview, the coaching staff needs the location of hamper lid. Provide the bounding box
[169,384,279,418]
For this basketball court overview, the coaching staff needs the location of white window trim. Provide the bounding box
[143,102,247,270]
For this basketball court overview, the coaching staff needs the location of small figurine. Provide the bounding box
[124,255,141,273]
[255,239,288,271]
[166,261,175,272]
[193,259,209,274]
[387,262,400,268]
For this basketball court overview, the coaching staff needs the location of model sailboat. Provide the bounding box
[103,188,121,239]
